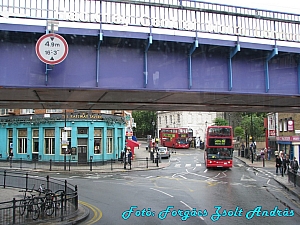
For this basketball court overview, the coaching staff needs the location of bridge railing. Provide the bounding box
[0,170,78,225]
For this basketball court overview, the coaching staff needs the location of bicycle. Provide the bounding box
[19,185,40,220]
[36,184,55,216]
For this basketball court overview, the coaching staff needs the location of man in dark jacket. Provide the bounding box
[275,155,282,175]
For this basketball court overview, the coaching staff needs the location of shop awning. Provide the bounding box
[126,139,140,147]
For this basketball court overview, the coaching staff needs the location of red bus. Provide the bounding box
[160,128,189,149]
[204,126,233,168]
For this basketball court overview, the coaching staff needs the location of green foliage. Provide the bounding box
[239,113,265,141]
[132,111,156,137]
[213,117,228,126]
[234,126,244,137]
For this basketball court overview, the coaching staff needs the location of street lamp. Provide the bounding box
[152,121,155,138]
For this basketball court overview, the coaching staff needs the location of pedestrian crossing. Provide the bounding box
[174,163,202,168]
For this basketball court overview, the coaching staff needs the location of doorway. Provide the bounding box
[77,138,88,164]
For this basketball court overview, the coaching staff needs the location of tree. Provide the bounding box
[213,117,228,126]
[132,111,156,137]
[234,126,244,138]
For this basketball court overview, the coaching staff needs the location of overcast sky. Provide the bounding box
[199,0,300,14]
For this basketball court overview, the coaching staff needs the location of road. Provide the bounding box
[36,149,300,225]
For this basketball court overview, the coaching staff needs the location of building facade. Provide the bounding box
[274,113,300,161]
[157,111,221,142]
[0,110,126,163]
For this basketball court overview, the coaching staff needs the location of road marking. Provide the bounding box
[178,175,187,179]
[180,201,204,220]
[150,188,173,197]
[185,164,191,167]
[174,164,181,168]
[79,200,102,225]
[204,169,208,173]
[196,164,201,167]
[241,174,256,181]
[145,176,154,179]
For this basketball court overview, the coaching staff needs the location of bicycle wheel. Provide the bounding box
[19,199,26,216]
[31,199,40,220]
[45,194,54,216]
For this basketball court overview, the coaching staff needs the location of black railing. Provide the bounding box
[0,157,160,172]
[0,170,78,225]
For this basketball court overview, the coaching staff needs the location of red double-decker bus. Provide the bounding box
[204,126,233,168]
[159,128,189,149]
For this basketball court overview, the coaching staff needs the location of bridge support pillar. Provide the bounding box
[228,44,240,91]
[264,47,278,92]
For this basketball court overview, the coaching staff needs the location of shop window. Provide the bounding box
[94,129,102,154]
[17,129,27,154]
[7,129,13,152]
[44,129,55,155]
[106,129,113,154]
[32,129,39,153]
[78,128,88,134]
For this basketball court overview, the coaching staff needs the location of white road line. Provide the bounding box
[150,188,173,197]
[145,176,154,179]
[214,173,220,178]
[180,201,204,221]
[204,169,207,173]
[178,175,187,179]
[185,164,191,167]
[196,164,201,167]
[174,164,181,168]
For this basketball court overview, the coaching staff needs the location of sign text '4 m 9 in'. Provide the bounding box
[35,33,68,65]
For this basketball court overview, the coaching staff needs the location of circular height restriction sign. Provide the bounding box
[35,33,68,65]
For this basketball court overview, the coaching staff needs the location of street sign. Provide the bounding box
[35,33,68,65]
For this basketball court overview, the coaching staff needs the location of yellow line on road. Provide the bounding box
[79,200,102,225]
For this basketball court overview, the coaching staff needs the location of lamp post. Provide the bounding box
[152,121,155,138]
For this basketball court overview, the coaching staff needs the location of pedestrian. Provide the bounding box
[9,149,13,168]
[291,157,299,174]
[285,155,290,174]
[282,155,287,175]
[267,147,271,161]
[260,149,265,161]
[275,155,282,175]
[128,148,132,166]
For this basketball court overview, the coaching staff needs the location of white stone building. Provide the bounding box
[156,111,223,142]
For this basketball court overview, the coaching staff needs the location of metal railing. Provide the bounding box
[0,156,160,172]
[0,170,78,225]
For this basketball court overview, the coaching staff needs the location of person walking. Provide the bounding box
[285,155,290,174]
[275,155,282,175]
[282,155,287,175]
[267,147,272,161]
[128,148,132,167]
[291,157,299,174]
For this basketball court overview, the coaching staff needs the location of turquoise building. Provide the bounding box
[0,111,126,163]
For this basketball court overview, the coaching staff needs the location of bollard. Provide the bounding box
[111,159,113,171]
[156,156,159,167]
[69,159,71,171]
[146,157,148,168]
[90,158,92,171]
[263,158,265,167]
[50,159,52,171]
[251,151,254,164]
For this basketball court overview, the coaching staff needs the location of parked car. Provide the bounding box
[157,147,170,159]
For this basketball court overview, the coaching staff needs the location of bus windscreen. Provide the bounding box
[207,148,232,159]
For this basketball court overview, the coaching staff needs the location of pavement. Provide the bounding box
[1,145,300,224]
[234,154,300,201]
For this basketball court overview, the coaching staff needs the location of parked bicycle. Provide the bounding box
[36,184,55,217]
[19,185,40,220]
